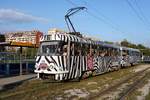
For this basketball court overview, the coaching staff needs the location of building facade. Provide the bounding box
[5,30,43,45]
[0,34,5,51]
[48,28,66,34]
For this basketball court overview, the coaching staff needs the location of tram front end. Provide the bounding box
[34,55,68,81]
[34,38,69,81]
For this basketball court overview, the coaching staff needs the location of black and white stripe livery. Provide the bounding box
[35,32,141,81]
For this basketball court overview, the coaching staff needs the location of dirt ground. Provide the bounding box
[0,64,150,100]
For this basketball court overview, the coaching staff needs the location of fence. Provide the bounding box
[0,52,35,77]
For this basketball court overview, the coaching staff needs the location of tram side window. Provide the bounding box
[136,52,139,56]
[98,46,102,56]
[111,48,119,56]
[134,51,140,56]
[122,50,125,56]
[107,48,111,56]
[74,43,82,56]
[61,42,83,56]
[96,45,101,56]
[70,43,74,56]
[80,44,88,56]
[99,47,104,57]
[60,42,68,56]
[130,51,134,56]
[63,45,67,56]
[92,45,98,56]
[109,48,114,56]
[115,49,118,56]
[122,50,127,56]
[102,47,109,56]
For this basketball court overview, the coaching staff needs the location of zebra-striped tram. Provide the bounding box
[34,32,141,81]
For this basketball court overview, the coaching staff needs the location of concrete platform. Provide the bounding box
[0,74,36,91]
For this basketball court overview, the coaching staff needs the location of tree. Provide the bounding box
[25,48,37,59]
[137,44,146,49]
[104,41,114,44]
[121,39,130,47]
[121,39,150,56]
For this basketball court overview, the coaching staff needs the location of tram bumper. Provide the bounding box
[34,70,69,74]
[34,70,69,80]
[34,61,69,80]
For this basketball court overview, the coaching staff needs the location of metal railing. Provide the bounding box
[0,52,36,77]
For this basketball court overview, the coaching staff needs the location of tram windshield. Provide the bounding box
[38,41,64,55]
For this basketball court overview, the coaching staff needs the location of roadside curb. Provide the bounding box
[0,75,36,92]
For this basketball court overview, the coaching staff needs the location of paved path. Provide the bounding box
[0,74,36,90]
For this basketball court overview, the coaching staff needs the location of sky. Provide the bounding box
[0,0,150,47]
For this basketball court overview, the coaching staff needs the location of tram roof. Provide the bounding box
[121,46,140,52]
[40,33,119,47]
[102,43,120,49]
[40,33,98,44]
[40,33,141,51]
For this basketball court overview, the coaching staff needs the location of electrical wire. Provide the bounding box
[125,0,150,30]
[65,0,77,7]
[85,10,126,34]
[81,0,122,30]
[66,0,126,34]
[134,0,150,26]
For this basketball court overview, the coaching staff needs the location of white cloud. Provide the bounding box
[0,9,48,24]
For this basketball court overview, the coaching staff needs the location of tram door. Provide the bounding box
[66,41,83,79]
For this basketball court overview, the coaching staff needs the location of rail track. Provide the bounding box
[118,72,148,100]
[89,67,150,100]
[1,65,150,100]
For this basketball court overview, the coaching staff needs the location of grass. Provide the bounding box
[125,91,142,100]
[144,74,150,100]
[123,69,150,100]
[145,90,150,100]
[0,66,139,100]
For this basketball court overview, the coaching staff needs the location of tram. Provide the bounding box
[34,32,141,81]
[120,47,141,66]
[34,7,141,81]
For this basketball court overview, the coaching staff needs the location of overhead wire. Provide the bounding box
[65,0,127,34]
[81,0,126,33]
[85,10,126,34]
[65,0,76,7]
[125,0,150,30]
[133,0,150,26]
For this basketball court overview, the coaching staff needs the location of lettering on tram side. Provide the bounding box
[87,56,94,70]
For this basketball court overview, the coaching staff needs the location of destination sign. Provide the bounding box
[44,35,52,41]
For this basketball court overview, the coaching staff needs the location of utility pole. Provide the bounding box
[20,46,22,75]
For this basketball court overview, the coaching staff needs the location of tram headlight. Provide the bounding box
[35,64,38,68]
[49,65,54,69]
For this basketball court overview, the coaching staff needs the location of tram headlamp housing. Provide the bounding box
[35,64,38,68]
[49,65,54,69]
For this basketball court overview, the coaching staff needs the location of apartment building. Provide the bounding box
[5,30,43,45]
